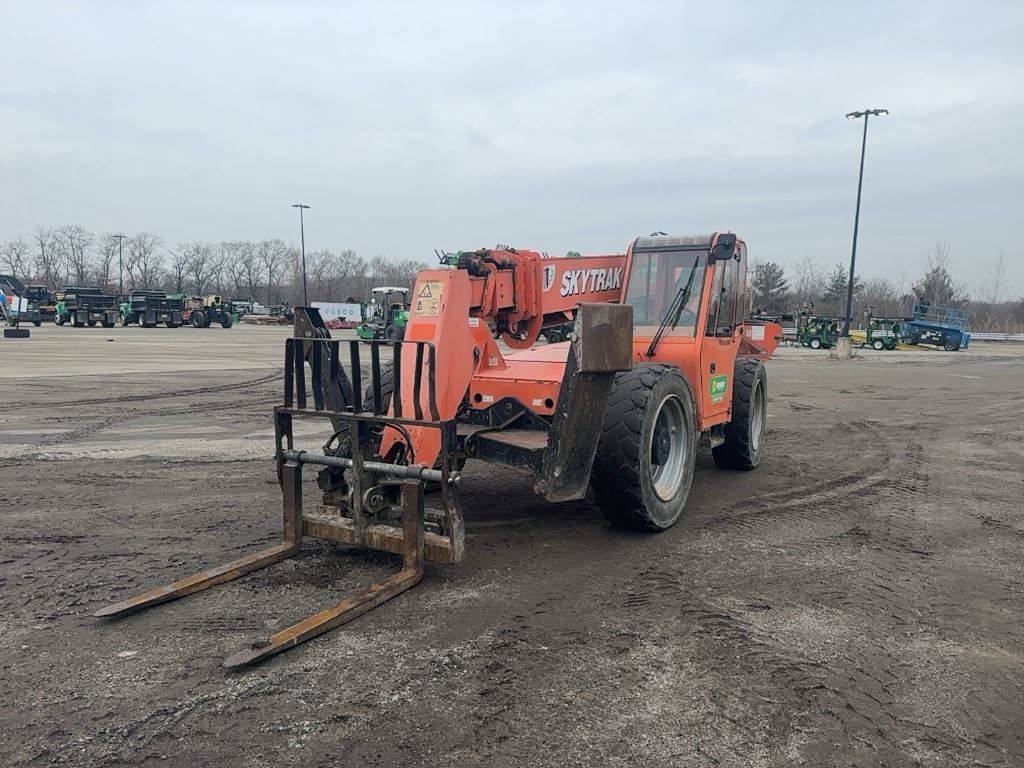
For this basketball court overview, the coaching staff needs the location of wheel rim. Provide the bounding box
[750,380,766,453]
[649,394,688,502]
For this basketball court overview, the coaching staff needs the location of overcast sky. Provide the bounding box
[2,1,1022,294]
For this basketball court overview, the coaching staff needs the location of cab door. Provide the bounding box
[698,246,744,425]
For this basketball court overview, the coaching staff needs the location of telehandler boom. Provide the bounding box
[97,232,781,668]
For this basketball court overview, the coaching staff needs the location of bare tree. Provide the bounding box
[125,233,165,289]
[167,246,189,294]
[94,233,122,293]
[33,225,63,288]
[258,239,291,304]
[2,237,31,281]
[54,225,95,285]
[790,255,826,309]
[975,251,1009,330]
[171,241,218,295]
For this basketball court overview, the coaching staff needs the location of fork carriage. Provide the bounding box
[96,308,465,669]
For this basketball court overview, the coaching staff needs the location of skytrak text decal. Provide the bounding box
[559,267,624,297]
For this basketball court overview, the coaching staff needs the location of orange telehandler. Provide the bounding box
[97,233,781,668]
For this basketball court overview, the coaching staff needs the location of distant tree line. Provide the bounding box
[750,241,1023,332]
[0,225,428,305]
[3,228,1021,331]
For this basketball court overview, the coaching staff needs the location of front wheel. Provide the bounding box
[221,315,233,328]
[713,358,767,470]
[872,339,884,350]
[809,338,821,349]
[33,320,41,327]
[385,324,403,341]
[592,364,697,531]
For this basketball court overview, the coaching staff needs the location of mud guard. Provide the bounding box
[538,302,633,502]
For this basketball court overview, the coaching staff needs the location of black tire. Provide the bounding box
[33,320,41,327]
[88,319,97,327]
[167,321,180,328]
[384,324,403,341]
[592,363,697,531]
[102,319,114,328]
[221,315,233,328]
[363,360,395,413]
[54,315,64,326]
[712,358,767,470]
[943,341,957,352]
[872,339,884,350]
[809,338,821,349]
[192,312,207,328]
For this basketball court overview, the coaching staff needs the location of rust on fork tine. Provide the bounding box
[93,459,305,619]
[222,480,426,670]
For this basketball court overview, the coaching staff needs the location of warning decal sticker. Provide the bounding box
[414,280,444,317]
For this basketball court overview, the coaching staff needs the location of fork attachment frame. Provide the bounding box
[95,310,460,669]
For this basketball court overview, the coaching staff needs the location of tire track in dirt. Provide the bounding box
[7,371,282,410]
[605,421,967,764]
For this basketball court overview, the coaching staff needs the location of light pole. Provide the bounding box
[842,108,888,338]
[291,203,310,306]
[112,233,127,296]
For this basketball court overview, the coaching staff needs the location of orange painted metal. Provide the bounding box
[384,236,781,466]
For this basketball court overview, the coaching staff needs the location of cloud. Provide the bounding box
[1,0,1022,291]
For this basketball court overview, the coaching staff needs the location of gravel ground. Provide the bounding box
[1,326,1022,767]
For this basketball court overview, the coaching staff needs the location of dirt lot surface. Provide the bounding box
[2,326,1022,767]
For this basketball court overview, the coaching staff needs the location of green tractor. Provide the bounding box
[355,287,410,341]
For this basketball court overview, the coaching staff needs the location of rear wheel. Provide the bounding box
[713,358,767,470]
[192,312,207,328]
[872,339,884,350]
[592,364,697,531]
[943,340,958,352]
[809,338,821,349]
[221,314,233,328]
[33,319,41,327]
[385,324,403,341]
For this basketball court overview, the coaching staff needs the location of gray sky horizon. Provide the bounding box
[2,1,1022,297]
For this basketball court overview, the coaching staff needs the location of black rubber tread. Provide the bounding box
[363,360,395,413]
[591,363,697,531]
[712,357,767,471]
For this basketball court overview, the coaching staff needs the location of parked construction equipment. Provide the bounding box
[119,290,184,328]
[796,310,839,349]
[55,286,119,327]
[1,274,34,338]
[854,310,900,350]
[903,302,970,351]
[97,233,781,669]
[183,294,234,328]
[356,287,410,340]
[24,285,55,324]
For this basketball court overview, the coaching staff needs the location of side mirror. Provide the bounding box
[711,233,738,261]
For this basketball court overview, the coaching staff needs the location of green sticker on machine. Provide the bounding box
[709,374,728,404]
